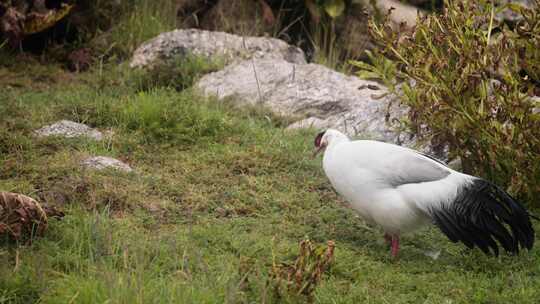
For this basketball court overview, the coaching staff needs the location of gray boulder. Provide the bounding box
[35,120,103,141]
[130,29,306,69]
[196,58,420,149]
[81,156,133,173]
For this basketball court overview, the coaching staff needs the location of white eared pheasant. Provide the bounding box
[314,129,535,258]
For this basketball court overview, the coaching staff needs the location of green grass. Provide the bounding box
[0,59,539,304]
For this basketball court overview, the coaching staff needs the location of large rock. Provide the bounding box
[34,120,103,141]
[130,29,306,69]
[196,58,421,150]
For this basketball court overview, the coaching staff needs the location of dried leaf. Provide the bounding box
[0,192,64,242]
[270,239,335,299]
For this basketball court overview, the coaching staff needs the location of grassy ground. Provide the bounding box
[0,58,539,304]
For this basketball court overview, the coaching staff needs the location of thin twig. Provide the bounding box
[242,37,264,104]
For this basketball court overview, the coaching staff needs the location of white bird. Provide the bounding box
[313,129,535,258]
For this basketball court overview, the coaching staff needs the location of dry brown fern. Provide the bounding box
[0,192,64,242]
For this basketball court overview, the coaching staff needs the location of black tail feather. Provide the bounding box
[430,178,535,256]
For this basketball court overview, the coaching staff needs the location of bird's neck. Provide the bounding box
[327,133,350,150]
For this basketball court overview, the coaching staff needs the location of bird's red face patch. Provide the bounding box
[314,131,326,148]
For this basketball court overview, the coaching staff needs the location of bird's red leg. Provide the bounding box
[391,235,400,258]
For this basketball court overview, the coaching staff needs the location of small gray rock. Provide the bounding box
[81,156,133,173]
[130,29,306,69]
[35,120,103,141]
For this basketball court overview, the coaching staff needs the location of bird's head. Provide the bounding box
[313,130,327,157]
[313,129,348,158]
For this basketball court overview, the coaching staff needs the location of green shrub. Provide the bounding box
[354,0,540,204]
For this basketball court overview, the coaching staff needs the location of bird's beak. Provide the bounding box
[312,145,325,158]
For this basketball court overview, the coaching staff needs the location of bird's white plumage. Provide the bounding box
[317,129,535,257]
[320,129,473,235]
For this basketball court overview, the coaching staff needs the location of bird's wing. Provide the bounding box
[384,154,450,187]
[350,141,452,187]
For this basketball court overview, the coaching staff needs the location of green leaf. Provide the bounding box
[323,0,345,18]
[356,70,382,80]
[349,60,372,70]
